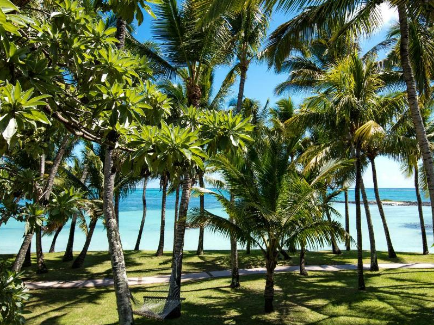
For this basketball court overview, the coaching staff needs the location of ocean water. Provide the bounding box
[0,188,433,255]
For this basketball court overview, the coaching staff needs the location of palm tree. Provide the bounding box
[134,172,151,251]
[191,128,348,313]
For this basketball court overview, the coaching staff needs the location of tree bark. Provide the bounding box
[23,242,32,267]
[103,143,134,325]
[235,64,248,114]
[415,165,429,255]
[115,192,120,227]
[49,225,63,253]
[355,143,365,290]
[36,226,48,273]
[299,245,308,276]
[398,4,434,240]
[344,190,350,251]
[115,18,127,50]
[196,173,205,255]
[246,239,251,254]
[12,233,33,272]
[172,184,180,255]
[229,193,240,288]
[156,175,168,256]
[134,176,149,251]
[72,217,98,269]
[169,172,193,318]
[370,157,397,258]
[264,249,277,313]
[360,179,379,271]
[326,209,341,254]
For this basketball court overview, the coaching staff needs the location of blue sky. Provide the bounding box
[132,3,413,188]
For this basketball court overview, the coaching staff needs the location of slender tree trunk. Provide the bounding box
[370,157,397,258]
[264,249,277,313]
[169,172,193,318]
[398,4,434,240]
[299,245,308,276]
[12,233,33,272]
[63,164,88,261]
[235,64,248,114]
[103,142,133,325]
[345,190,350,251]
[229,193,239,288]
[246,239,251,254]
[326,209,341,254]
[355,143,365,290]
[196,173,205,255]
[134,176,149,251]
[115,18,127,50]
[360,180,379,271]
[72,218,98,269]
[172,184,180,255]
[23,243,31,268]
[415,165,429,255]
[36,226,47,274]
[49,225,63,253]
[156,175,168,256]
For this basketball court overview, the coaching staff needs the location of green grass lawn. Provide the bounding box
[24,268,434,325]
[3,249,433,282]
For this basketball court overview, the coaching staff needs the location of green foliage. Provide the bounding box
[0,261,29,325]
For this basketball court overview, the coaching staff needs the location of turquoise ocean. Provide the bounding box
[0,188,433,254]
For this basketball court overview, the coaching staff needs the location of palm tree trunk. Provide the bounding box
[72,217,98,269]
[169,172,193,318]
[229,193,240,288]
[370,157,397,258]
[196,173,205,255]
[103,142,133,325]
[36,226,48,274]
[115,18,127,50]
[49,225,63,253]
[12,232,33,272]
[344,190,350,251]
[235,64,248,114]
[156,175,168,256]
[264,251,277,313]
[326,209,341,254]
[415,165,429,255]
[360,180,379,271]
[134,176,149,251]
[299,245,308,276]
[398,4,434,240]
[355,143,365,290]
[115,192,120,226]
[23,243,32,267]
[246,239,251,254]
[172,184,180,255]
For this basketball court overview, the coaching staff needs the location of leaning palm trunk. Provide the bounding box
[172,184,180,255]
[115,192,120,226]
[398,4,434,239]
[49,225,63,253]
[12,233,33,272]
[103,142,133,325]
[23,243,31,267]
[360,180,379,271]
[169,172,193,318]
[196,173,205,255]
[299,245,308,276]
[370,157,396,258]
[134,176,149,251]
[72,217,98,269]
[156,175,168,257]
[355,143,365,290]
[344,190,350,251]
[235,63,248,114]
[415,165,429,255]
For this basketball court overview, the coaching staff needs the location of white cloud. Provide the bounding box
[378,2,398,26]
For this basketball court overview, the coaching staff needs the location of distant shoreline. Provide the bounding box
[333,200,431,207]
